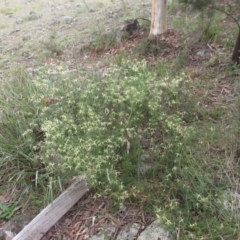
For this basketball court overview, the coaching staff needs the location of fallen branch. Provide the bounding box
[12,178,89,240]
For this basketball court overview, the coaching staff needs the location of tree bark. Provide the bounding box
[150,0,167,36]
[232,29,240,64]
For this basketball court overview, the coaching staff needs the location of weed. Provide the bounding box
[40,40,63,56]
[199,11,222,44]
[83,28,91,34]
[90,31,117,50]
[28,61,188,193]
[134,36,170,57]
[111,51,130,67]
[40,32,63,56]
[0,65,61,209]
[0,203,21,219]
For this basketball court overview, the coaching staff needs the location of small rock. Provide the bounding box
[196,49,206,57]
[196,49,211,58]
[139,154,155,175]
[223,189,240,217]
[141,154,150,161]
[63,16,73,24]
[4,231,15,240]
[90,226,116,240]
[90,232,106,240]
[10,29,20,35]
[0,228,16,240]
[51,18,60,25]
[28,11,39,21]
[105,11,114,18]
[116,223,141,240]
[102,226,116,238]
[138,221,172,240]
[15,18,23,24]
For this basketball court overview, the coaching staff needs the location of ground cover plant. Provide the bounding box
[0,0,240,239]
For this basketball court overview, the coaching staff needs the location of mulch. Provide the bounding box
[42,191,154,240]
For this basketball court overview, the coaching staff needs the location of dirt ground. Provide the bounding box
[0,0,114,35]
[0,0,150,70]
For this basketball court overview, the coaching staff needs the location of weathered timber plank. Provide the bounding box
[13,178,89,240]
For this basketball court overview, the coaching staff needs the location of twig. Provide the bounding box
[136,17,151,23]
[207,43,213,51]
[82,0,91,12]
[210,6,240,29]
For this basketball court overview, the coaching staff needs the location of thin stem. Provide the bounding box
[210,6,240,29]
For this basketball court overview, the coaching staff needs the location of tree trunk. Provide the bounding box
[150,0,167,36]
[232,29,240,64]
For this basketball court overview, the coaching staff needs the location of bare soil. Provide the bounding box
[0,0,150,70]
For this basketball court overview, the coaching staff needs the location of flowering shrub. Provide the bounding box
[32,61,188,193]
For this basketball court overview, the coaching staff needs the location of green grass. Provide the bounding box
[0,203,21,220]
[90,31,117,50]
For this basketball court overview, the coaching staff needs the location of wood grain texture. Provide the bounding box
[13,179,89,240]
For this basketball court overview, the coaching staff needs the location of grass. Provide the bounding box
[0,1,240,239]
[0,7,18,16]
[0,203,21,220]
[76,7,88,15]
[90,31,117,50]
[0,23,8,29]
[96,1,105,8]
[39,33,63,56]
